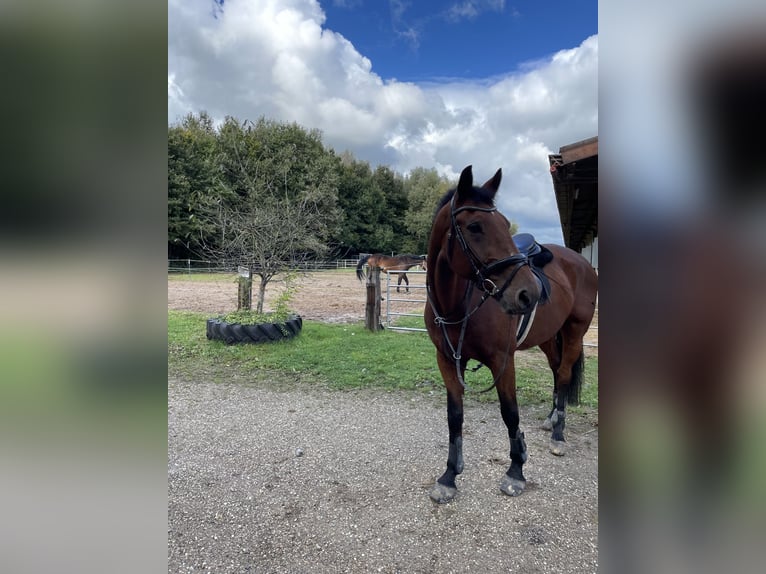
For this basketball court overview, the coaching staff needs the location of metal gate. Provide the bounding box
[384,270,427,332]
[383,269,597,346]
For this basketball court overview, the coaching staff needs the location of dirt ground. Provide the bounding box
[167,270,598,349]
[168,270,423,323]
[168,271,598,573]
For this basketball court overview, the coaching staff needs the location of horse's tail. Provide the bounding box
[568,347,584,407]
[556,333,584,406]
[356,255,371,282]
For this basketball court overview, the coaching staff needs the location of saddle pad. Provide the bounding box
[513,233,553,302]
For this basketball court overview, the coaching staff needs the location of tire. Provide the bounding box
[206,315,303,345]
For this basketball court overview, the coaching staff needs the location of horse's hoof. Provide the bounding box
[549,440,566,456]
[500,475,526,497]
[540,417,552,431]
[429,482,457,504]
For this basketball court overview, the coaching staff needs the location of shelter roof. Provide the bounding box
[548,136,598,252]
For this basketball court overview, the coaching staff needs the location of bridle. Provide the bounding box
[426,193,538,392]
[448,192,531,300]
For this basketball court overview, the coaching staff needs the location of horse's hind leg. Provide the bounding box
[548,323,588,456]
[430,352,465,504]
[397,273,409,293]
[539,337,562,431]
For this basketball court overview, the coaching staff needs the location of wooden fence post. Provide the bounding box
[365,267,382,331]
[237,265,252,311]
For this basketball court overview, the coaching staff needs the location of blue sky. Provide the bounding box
[169,1,597,244]
[323,1,597,81]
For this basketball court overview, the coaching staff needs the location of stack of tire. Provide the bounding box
[206,315,303,344]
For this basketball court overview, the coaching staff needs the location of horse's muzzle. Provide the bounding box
[515,287,536,311]
[496,289,538,315]
[476,254,538,313]
[495,267,541,315]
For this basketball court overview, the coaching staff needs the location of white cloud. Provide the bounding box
[332,0,361,7]
[445,1,506,22]
[168,0,597,244]
[446,2,479,21]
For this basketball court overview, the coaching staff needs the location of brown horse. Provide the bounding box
[425,165,598,503]
[356,253,426,292]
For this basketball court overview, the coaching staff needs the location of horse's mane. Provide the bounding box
[432,186,496,220]
[433,189,455,218]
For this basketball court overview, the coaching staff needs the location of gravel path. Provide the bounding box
[168,375,598,573]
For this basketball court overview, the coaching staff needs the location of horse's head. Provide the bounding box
[430,165,541,314]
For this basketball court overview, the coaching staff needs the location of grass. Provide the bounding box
[220,310,292,324]
[169,310,598,409]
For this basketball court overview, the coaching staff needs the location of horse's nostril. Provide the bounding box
[518,289,531,308]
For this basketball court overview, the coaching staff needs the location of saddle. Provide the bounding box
[512,233,553,303]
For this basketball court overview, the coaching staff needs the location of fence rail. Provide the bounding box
[384,270,427,333]
[380,269,597,349]
[168,258,361,274]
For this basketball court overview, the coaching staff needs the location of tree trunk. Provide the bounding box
[256,275,268,315]
[365,267,382,331]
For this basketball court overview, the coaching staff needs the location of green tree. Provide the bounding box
[332,159,410,255]
[372,165,407,252]
[203,116,341,313]
[167,112,219,259]
[334,155,377,254]
[402,167,452,253]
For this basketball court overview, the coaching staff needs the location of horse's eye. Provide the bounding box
[467,222,482,234]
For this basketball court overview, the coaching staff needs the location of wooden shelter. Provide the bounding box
[548,136,598,269]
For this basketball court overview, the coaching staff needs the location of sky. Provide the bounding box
[168,0,598,245]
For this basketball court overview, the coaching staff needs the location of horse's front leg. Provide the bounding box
[430,352,465,504]
[496,362,528,497]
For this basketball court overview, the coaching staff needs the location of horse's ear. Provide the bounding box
[456,165,473,199]
[481,168,502,194]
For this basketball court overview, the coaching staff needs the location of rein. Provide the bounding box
[426,281,537,392]
[427,195,538,392]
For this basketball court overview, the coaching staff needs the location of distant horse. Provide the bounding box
[356,253,426,292]
[425,165,598,503]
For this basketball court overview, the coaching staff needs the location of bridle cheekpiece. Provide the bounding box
[449,192,530,301]
[426,191,539,392]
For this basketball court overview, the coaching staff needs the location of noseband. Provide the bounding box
[426,194,538,392]
[449,193,530,300]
